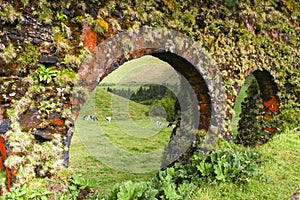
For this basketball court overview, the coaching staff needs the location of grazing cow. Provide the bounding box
[83,115,98,122]
[83,115,90,120]
[105,117,112,123]
[156,121,162,127]
[91,115,98,121]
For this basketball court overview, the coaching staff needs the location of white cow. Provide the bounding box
[156,121,162,127]
[105,117,112,123]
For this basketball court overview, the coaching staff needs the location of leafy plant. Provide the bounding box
[152,167,197,199]
[108,165,197,200]
[192,148,261,183]
[38,99,61,115]
[109,180,158,200]
[28,190,52,200]
[66,174,97,199]
[69,174,96,191]
[1,185,27,200]
[37,64,58,84]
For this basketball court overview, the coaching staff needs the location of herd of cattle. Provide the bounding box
[83,115,111,122]
[82,114,176,128]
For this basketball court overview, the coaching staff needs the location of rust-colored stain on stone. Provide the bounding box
[263,96,279,113]
[80,25,97,53]
[264,127,277,133]
[49,112,64,126]
[264,113,273,119]
[81,25,97,53]
[0,136,15,192]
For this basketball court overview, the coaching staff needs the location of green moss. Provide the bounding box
[36,0,54,24]
[52,26,72,54]
[0,43,16,64]
[17,42,41,72]
[55,69,77,87]
[0,2,22,24]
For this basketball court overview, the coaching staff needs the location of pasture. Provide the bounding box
[68,56,300,199]
[70,87,174,195]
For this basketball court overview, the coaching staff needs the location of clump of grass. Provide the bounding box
[0,43,16,64]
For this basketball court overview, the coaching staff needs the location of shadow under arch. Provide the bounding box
[234,69,280,147]
[71,26,226,172]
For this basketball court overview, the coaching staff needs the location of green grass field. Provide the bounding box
[69,56,300,198]
[194,129,300,199]
[69,86,173,195]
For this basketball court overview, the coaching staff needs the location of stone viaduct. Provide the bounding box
[0,0,299,190]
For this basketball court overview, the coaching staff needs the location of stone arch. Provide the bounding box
[234,69,280,146]
[71,27,226,168]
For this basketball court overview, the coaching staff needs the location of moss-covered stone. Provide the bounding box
[0,0,299,191]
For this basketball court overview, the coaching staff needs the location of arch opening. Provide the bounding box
[71,26,226,175]
[73,53,212,171]
[233,70,280,147]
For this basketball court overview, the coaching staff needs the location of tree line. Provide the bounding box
[107,84,177,122]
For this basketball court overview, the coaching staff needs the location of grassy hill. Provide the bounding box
[100,55,180,86]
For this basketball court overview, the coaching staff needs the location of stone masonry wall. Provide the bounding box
[0,0,299,190]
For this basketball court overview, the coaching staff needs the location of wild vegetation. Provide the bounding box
[66,58,299,199]
[0,0,299,199]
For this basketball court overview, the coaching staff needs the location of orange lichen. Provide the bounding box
[263,96,279,113]
[265,127,277,133]
[0,136,16,192]
[0,137,6,171]
[50,118,64,126]
[264,113,273,119]
[81,25,97,53]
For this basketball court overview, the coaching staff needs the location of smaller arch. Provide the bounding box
[233,70,280,146]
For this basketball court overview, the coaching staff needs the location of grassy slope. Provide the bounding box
[69,87,173,195]
[194,129,300,199]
